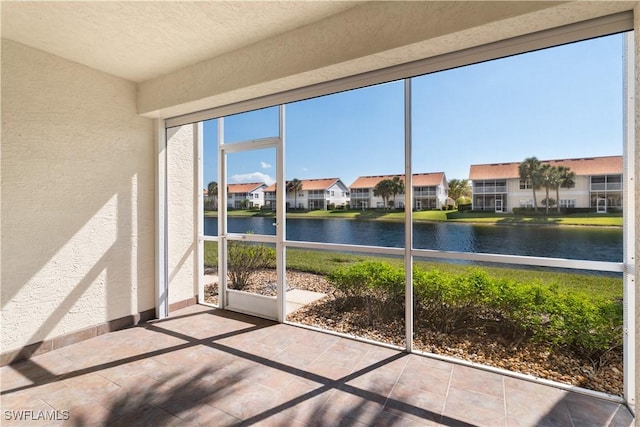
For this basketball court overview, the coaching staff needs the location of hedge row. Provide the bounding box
[327,261,622,363]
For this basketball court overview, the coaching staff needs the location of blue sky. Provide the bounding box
[203,33,624,187]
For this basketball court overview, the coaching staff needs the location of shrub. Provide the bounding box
[328,261,404,325]
[330,261,622,365]
[457,203,472,212]
[227,241,275,290]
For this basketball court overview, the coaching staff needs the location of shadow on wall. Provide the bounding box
[166,124,199,307]
[1,39,155,358]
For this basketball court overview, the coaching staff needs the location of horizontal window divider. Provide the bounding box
[226,233,278,244]
[221,137,280,152]
[199,235,219,242]
[411,248,624,273]
[280,240,624,273]
[284,240,405,257]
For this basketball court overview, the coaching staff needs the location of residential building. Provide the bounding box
[349,173,449,210]
[469,155,623,213]
[264,178,350,210]
[227,183,267,209]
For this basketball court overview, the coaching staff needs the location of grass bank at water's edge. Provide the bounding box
[203,209,623,227]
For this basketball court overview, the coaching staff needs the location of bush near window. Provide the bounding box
[328,261,622,367]
[328,261,404,326]
[227,240,275,290]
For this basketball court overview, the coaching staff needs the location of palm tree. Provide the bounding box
[538,164,560,216]
[390,176,405,208]
[518,157,541,213]
[207,181,218,209]
[287,178,303,209]
[555,166,576,213]
[373,179,394,208]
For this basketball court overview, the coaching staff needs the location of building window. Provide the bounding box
[519,180,531,190]
[591,176,606,191]
[560,199,576,208]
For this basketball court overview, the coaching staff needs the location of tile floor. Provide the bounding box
[0,305,634,426]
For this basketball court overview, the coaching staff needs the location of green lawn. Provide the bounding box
[204,208,622,226]
[446,211,623,226]
[203,242,622,301]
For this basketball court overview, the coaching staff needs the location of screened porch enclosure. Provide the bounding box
[161,30,639,408]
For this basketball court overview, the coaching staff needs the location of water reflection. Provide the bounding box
[203,217,622,262]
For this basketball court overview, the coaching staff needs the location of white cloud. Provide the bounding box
[230,172,275,185]
[260,161,272,169]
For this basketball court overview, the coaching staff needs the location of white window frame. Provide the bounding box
[160,15,636,410]
[559,199,576,208]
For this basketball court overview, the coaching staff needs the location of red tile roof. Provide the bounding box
[349,173,446,189]
[300,178,341,190]
[468,156,622,180]
[263,178,342,192]
[227,183,266,193]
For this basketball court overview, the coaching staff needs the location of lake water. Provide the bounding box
[203,217,622,262]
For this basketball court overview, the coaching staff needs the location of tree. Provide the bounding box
[373,179,394,208]
[538,164,559,216]
[287,178,303,209]
[207,181,218,209]
[555,166,576,213]
[447,179,471,205]
[390,176,405,208]
[518,157,541,213]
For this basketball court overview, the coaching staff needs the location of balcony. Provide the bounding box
[473,186,508,194]
[1,304,633,426]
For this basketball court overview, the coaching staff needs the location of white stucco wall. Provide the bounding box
[505,176,598,212]
[166,125,197,306]
[138,2,632,120]
[1,40,155,353]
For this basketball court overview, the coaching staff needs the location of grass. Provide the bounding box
[447,211,623,227]
[204,209,622,227]
[203,242,622,301]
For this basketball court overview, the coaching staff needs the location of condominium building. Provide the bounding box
[264,178,350,210]
[227,183,267,209]
[349,173,449,210]
[469,156,623,213]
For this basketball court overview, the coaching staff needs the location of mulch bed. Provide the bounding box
[204,269,623,396]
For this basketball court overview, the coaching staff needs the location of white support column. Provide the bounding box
[218,118,228,309]
[404,78,414,352]
[195,122,204,304]
[629,13,640,414]
[155,119,169,319]
[277,105,287,322]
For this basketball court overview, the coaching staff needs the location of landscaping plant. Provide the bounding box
[329,260,622,369]
[226,240,275,290]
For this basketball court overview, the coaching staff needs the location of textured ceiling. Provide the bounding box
[1,1,360,82]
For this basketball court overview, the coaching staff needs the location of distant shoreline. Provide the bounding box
[203,209,623,228]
